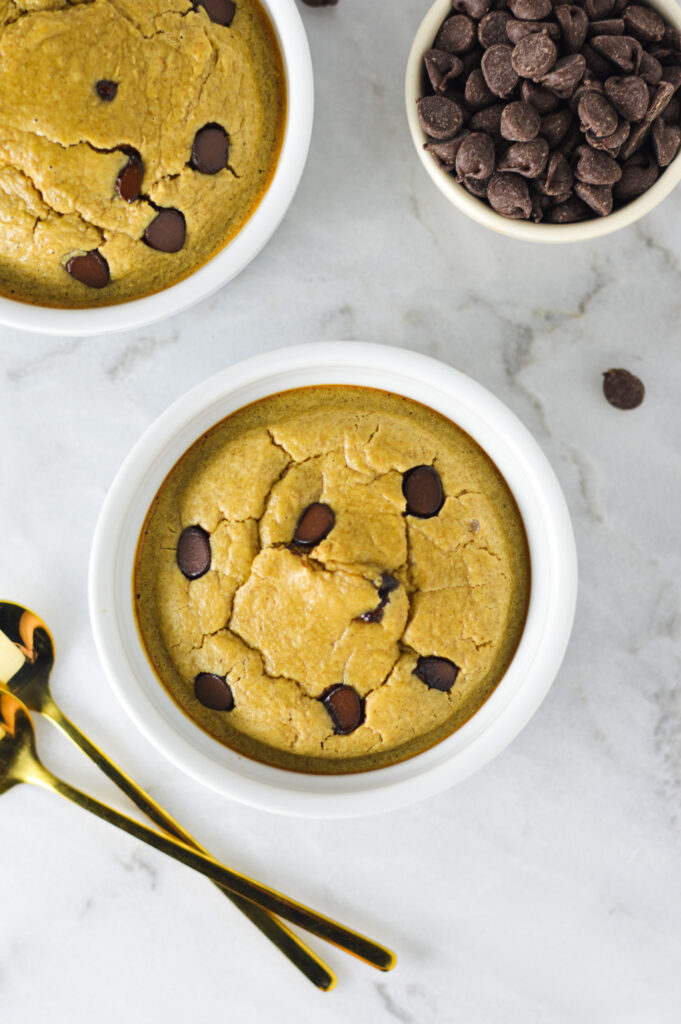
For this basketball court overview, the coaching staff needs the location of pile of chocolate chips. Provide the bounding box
[419,0,681,221]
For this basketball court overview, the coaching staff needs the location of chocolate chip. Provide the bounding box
[456,131,496,178]
[506,19,560,44]
[521,79,560,112]
[618,120,650,158]
[639,50,663,85]
[512,31,557,79]
[582,41,617,78]
[575,144,623,182]
[478,10,512,48]
[294,503,335,545]
[435,14,477,54]
[95,80,118,102]
[645,80,675,123]
[193,0,236,25]
[424,133,468,171]
[651,116,681,165]
[542,150,574,192]
[498,136,549,176]
[661,66,681,92]
[573,180,613,213]
[177,525,211,579]
[403,465,444,517]
[358,573,399,624]
[614,152,659,197]
[591,34,642,73]
[194,673,234,711]
[589,18,625,35]
[541,108,574,146]
[465,67,497,109]
[417,95,465,138]
[413,656,460,692]
[555,4,590,52]
[452,0,492,19]
[578,91,618,136]
[663,96,680,122]
[585,115,630,152]
[462,173,492,196]
[540,54,586,97]
[507,0,552,20]
[115,150,143,202]
[425,49,465,92]
[481,44,520,96]
[488,170,533,216]
[65,249,110,288]
[321,685,363,734]
[624,5,665,43]
[584,0,615,18]
[470,102,506,137]
[604,75,649,120]
[190,123,230,174]
[545,194,590,220]
[501,99,541,139]
[143,209,186,252]
[602,368,645,408]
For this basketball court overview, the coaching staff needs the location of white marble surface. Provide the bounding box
[2,1,681,1020]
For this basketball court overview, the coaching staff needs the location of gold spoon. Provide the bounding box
[0,603,396,979]
[0,686,396,972]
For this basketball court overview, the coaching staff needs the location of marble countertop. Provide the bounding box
[2,1,681,1020]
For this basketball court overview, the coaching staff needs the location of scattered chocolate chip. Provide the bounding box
[456,131,496,177]
[481,43,520,96]
[190,123,230,175]
[177,525,211,579]
[64,249,110,288]
[604,74,649,120]
[358,574,399,624]
[512,31,558,79]
[650,116,681,164]
[602,367,645,408]
[193,0,236,25]
[555,5,589,53]
[143,208,186,252]
[436,13,477,53]
[507,0,552,20]
[115,150,143,202]
[413,656,460,692]
[294,502,335,545]
[541,53,586,97]
[425,49,465,92]
[95,80,118,102]
[402,465,444,518]
[478,10,512,48]
[501,99,541,139]
[321,685,363,734]
[417,95,465,138]
[488,170,533,216]
[194,673,234,711]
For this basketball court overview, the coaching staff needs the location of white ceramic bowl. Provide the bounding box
[0,0,313,337]
[406,0,681,242]
[89,342,578,818]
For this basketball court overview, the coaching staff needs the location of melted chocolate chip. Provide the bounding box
[294,503,335,546]
[402,465,444,518]
[413,656,460,692]
[193,0,236,25]
[191,123,230,174]
[358,574,399,624]
[65,250,110,288]
[95,80,118,102]
[177,526,211,579]
[115,150,143,203]
[321,684,363,734]
[143,209,186,252]
[194,673,234,711]
[602,367,645,408]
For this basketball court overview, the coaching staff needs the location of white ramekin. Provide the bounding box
[0,0,313,336]
[89,342,578,818]
[406,0,681,243]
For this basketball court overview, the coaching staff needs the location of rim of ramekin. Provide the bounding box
[405,0,681,243]
[0,0,314,335]
[89,342,578,818]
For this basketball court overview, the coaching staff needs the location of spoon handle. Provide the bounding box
[32,764,396,973]
[44,704,335,990]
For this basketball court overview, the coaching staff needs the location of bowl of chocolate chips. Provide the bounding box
[89,342,577,817]
[406,0,681,238]
[0,0,313,335]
